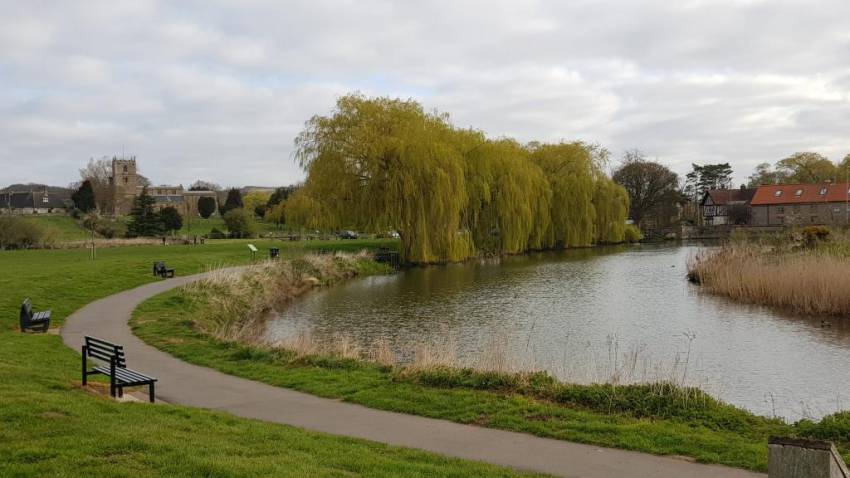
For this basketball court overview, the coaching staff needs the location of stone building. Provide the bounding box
[109,158,217,216]
[750,182,850,226]
[0,187,70,214]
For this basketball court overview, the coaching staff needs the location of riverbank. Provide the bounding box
[0,239,543,477]
[131,256,850,472]
[687,229,850,316]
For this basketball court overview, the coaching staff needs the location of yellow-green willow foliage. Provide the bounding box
[294,94,630,263]
[294,95,472,263]
[593,178,629,243]
[530,143,597,248]
[463,138,551,254]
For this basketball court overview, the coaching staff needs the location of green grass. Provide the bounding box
[179,216,287,236]
[131,279,850,473]
[19,214,93,241]
[0,239,542,477]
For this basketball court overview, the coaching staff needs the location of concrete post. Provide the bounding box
[768,437,849,478]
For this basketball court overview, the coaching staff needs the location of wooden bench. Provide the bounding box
[153,261,175,278]
[81,336,157,402]
[19,298,50,333]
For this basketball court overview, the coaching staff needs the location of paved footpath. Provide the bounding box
[62,270,765,478]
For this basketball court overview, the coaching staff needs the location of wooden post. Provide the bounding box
[768,437,849,478]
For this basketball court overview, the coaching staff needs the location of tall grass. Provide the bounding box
[688,241,850,316]
[185,251,386,341]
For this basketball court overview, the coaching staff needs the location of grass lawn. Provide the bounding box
[179,216,286,236]
[130,261,850,473]
[0,238,542,477]
[19,214,93,242]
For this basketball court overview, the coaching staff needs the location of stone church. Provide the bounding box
[110,157,218,216]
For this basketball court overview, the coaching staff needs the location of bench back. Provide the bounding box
[84,336,126,368]
[153,261,165,274]
[20,298,33,322]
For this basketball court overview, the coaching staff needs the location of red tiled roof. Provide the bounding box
[704,188,756,206]
[751,182,850,206]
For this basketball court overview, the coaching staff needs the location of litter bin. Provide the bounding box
[269,248,280,259]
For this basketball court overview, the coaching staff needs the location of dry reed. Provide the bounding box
[688,242,850,316]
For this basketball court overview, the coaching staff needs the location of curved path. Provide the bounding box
[62,270,764,478]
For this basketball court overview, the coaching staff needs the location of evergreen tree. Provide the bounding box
[127,187,163,237]
[197,196,216,218]
[71,179,96,212]
[219,188,243,216]
[159,206,183,235]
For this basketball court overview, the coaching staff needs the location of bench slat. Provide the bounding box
[93,366,156,384]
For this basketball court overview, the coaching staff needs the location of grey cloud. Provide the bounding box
[2,0,850,188]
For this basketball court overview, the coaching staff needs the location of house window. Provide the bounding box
[776,206,784,213]
[42,196,49,203]
[124,177,128,184]
[778,215,784,224]
[774,190,782,197]
[820,188,827,195]
[810,204,817,211]
[795,189,803,196]
[123,165,128,173]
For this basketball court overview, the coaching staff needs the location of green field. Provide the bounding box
[0,239,543,477]
[179,215,286,236]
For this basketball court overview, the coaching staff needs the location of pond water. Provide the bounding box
[264,244,850,421]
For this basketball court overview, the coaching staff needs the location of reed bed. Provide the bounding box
[185,251,383,341]
[688,242,850,316]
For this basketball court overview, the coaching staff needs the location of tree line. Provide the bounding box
[287,94,635,263]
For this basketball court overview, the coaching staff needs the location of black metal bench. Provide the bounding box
[153,261,175,278]
[19,298,50,332]
[81,336,157,402]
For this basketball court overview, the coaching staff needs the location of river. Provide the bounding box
[264,243,850,421]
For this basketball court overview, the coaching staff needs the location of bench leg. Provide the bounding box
[81,346,87,385]
[117,387,123,398]
[149,382,155,403]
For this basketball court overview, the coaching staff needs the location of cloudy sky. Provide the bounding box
[2,0,850,188]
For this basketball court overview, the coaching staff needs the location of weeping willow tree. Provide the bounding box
[530,143,597,248]
[593,178,629,243]
[462,138,551,254]
[294,94,630,263]
[294,94,472,263]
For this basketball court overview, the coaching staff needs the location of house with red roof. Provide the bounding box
[750,182,850,226]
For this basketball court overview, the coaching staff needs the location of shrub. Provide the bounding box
[0,216,56,249]
[223,208,256,238]
[801,225,831,248]
[82,214,128,239]
[197,196,216,219]
[624,224,642,242]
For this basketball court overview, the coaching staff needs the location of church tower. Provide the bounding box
[111,157,138,215]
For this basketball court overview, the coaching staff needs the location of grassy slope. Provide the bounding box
[179,216,284,236]
[132,282,842,473]
[19,214,94,241]
[0,239,540,477]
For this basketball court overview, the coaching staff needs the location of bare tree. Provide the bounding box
[612,150,680,228]
[79,157,114,213]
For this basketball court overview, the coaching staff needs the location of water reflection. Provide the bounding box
[264,243,850,420]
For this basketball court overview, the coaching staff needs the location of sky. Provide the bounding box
[2,0,850,189]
